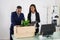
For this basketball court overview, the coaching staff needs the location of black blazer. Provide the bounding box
[27,12,40,27]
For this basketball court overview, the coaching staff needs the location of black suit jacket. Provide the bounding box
[27,12,40,27]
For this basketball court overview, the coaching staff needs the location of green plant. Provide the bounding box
[21,20,30,26]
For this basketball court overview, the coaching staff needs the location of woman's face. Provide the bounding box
[30,6,35,13]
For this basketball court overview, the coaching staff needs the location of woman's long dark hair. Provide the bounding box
[29,4,38,14]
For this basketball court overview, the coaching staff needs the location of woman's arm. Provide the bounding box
[27,13,31,23]
[36,13,40,23]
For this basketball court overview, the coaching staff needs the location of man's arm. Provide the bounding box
[11,12,16,26]
[22,13,25,21]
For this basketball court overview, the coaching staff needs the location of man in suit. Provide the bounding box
[10,6,25,40]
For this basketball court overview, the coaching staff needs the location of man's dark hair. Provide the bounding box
[17,6,22,9]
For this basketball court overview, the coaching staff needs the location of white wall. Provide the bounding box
[56,0,60,25]
[0,0,57,39]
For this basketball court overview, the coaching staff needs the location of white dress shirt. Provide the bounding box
[31,12,36,22]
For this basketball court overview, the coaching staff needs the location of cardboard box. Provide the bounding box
[14,26,35,38]
[56,27,60,32]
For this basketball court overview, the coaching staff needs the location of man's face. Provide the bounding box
[16,8,22,14]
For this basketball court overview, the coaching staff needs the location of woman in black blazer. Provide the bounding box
[27,4,40,35]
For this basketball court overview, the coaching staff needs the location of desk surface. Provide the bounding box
[12,31,60,40]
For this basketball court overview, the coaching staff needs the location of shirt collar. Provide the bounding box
[31,12,36,14]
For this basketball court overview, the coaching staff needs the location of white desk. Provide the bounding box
[13,26,60,40]
[12,31,60,40]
